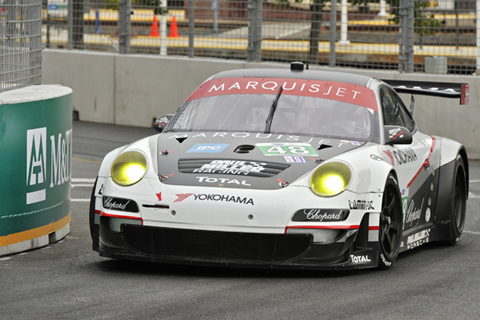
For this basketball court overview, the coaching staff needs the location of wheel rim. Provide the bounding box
[380,184,401,259]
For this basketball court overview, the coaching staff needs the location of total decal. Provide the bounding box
[196,176,251,186]
[26,127,72,205]
[174,193,254,205]
[350,255,372,264]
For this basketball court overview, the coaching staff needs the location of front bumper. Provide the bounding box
[97,215,381,270]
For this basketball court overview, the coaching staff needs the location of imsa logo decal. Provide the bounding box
[26,127,72,205]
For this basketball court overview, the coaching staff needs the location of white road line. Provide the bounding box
[72,178,96,183]
[72,199,90,202]
[464,231,480,235]
[469,192,480,199]
[72,184,94,188]
[470,179,480,183]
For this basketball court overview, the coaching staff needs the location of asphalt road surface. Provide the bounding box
[1,121,480,320]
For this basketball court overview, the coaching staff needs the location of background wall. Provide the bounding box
[42,50,480,159]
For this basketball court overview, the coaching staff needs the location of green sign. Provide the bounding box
[0,86,72,246]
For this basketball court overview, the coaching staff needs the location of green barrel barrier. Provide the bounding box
[0,85,73,256]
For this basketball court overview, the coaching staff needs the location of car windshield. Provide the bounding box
[165,78,378,141]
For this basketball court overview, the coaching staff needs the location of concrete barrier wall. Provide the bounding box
[0,85,72,255]
[42,50,480,159]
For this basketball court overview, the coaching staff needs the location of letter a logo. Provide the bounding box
[26,127,47,204]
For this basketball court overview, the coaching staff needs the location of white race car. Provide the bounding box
[89,62,469,270]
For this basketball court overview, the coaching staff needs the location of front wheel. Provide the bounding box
[89,178,99,251]
[378,175,403,269]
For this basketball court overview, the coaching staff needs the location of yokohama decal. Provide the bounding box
[187,77,378,111]
[407,134,436,188]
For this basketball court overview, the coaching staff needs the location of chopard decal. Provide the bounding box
[292,209,349,222]
[405,198,423,226]
[102,196,139,212]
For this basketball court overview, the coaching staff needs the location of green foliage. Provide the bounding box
[387,0,443,36]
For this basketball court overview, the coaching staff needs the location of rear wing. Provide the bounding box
[382,79,469,105]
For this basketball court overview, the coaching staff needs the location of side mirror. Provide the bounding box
[153,114,173,132]
[384,125,413,145]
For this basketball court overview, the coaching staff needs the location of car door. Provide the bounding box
[379,86,437,234]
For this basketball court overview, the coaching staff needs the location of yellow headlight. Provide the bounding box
[111,151,147,186]
[310,162,352,197]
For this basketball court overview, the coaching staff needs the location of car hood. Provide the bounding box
[156,132,365,190]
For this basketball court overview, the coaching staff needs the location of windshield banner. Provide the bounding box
[187,77,377,111]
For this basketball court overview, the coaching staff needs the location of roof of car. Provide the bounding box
[209,66,374,87]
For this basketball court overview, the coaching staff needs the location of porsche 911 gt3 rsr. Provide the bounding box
[89,62,469,270]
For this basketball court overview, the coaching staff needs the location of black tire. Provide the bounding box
[443,155,467,246]
[378,175,403,269]
[89,178,99,251]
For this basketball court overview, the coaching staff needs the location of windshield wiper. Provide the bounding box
[264,86,283,133]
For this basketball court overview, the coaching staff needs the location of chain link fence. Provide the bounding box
[1,0,43,93]
[1,0,477,93]
[40,0,476,74]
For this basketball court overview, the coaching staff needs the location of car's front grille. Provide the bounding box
[178,158,289,177]
[122,225,312,263]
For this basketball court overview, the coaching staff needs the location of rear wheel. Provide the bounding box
[378,175,403,269]
[443,155,467,245]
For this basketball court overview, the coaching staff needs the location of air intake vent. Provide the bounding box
[178,158,289,177]
[234,145,255,154]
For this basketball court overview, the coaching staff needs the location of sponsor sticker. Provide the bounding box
[393,148,418,165]
[292,209,349,222]
[283,156,306,163]
[102,196,139,212]
[187,143,229,153]
[256,143,318,157]
[196,176,251,186]
[350,255,372,264]
[348,200,374,210]
[388,127,404,140]
[175,193,254,205]
[186,77,378,111]
[407,229,430,249]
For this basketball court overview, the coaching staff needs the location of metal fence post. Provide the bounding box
[119,0,131,54]
[247,0,262,62]
[188,0,195,58]
[67,0,73,50]
[329,0,337,67]
[399,0,414,73]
